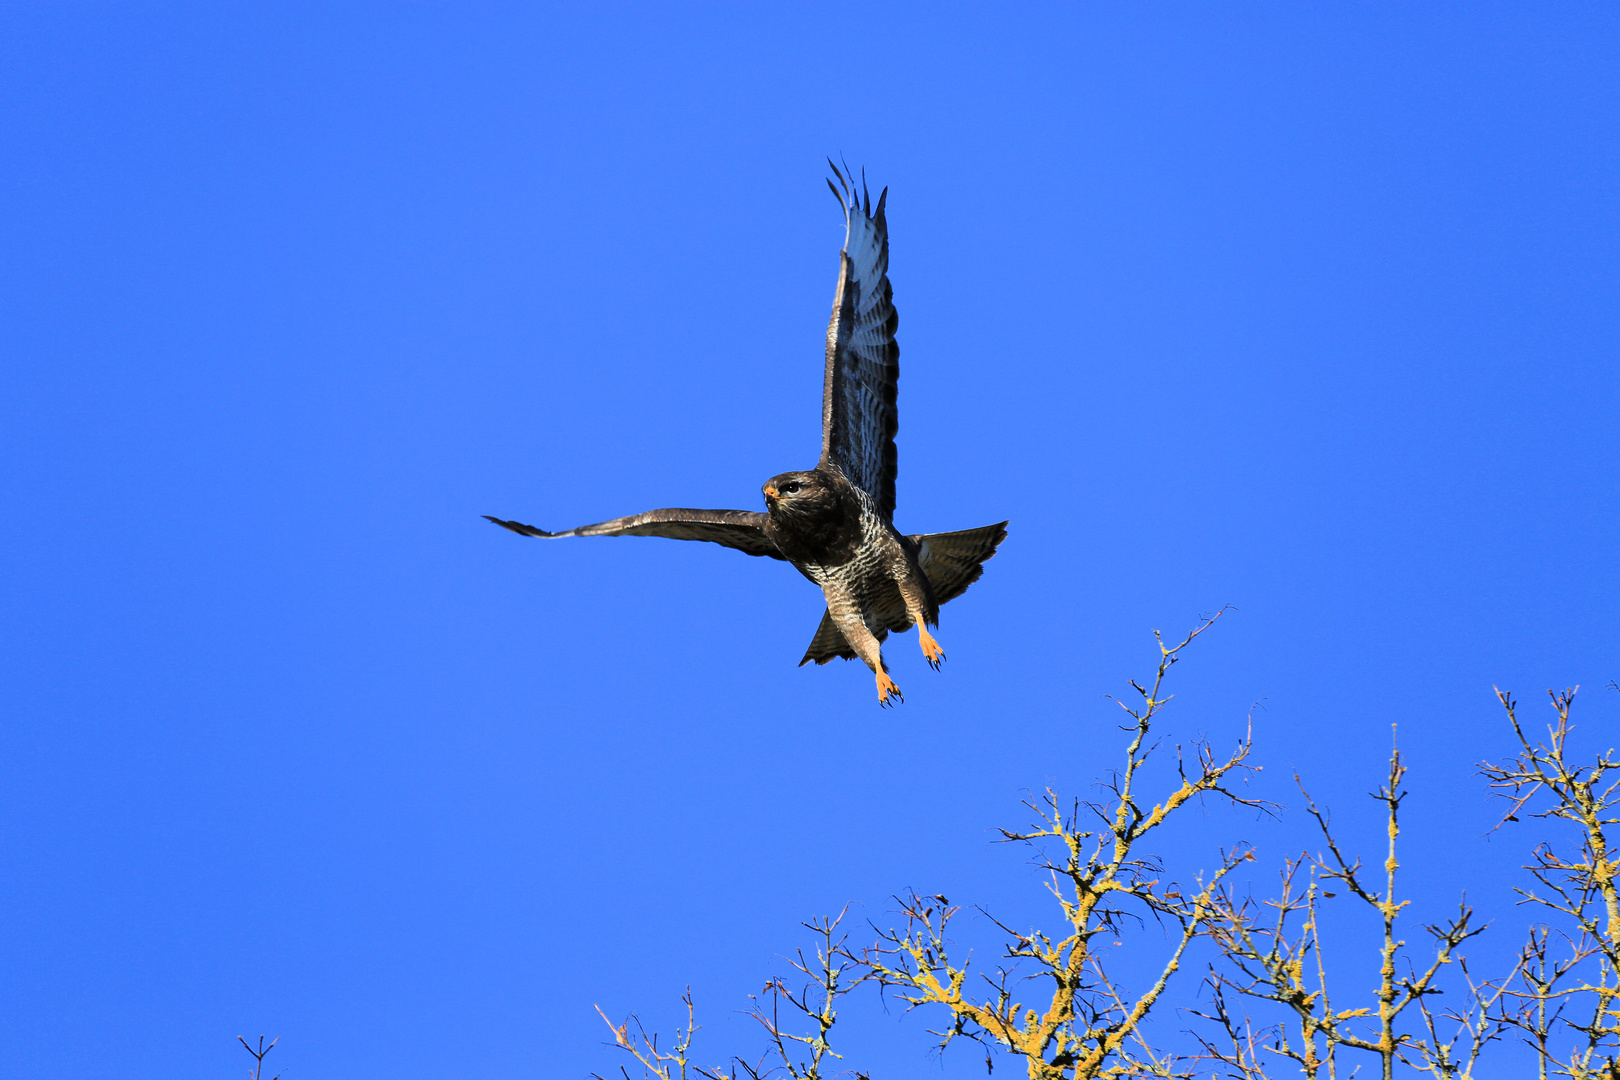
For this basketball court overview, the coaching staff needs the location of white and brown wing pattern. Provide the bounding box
[484,508,784,560]
[820,164,900,520]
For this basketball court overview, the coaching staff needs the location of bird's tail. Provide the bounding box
[911,521,1009,604]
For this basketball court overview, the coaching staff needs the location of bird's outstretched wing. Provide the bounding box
[820,162,899,519]
[484,509,784,560]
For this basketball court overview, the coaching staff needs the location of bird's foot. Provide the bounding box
[876,671,904,708]
[918,627,946,671]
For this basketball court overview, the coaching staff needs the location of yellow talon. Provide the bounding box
[876,671,903,707]
[918,627,945,670]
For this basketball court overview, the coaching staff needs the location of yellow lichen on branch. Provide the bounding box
[860,612,1267,1078]
[1482,686,1620,1079]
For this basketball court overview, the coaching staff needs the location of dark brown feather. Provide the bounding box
[909,521,1009,603]
[820,166,900,519]
[484,509,784,560]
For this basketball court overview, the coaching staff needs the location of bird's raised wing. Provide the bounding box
[484,508,784,559]
[820,163,899,519]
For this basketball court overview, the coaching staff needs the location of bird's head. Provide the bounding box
[762,470,836,517]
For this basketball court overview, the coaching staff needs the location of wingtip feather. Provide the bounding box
[485,515,550,537]
[826,176,845,212]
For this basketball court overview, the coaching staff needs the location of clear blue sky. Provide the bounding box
[2,4,1615,1078]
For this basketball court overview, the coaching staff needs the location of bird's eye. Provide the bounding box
[782,482,801,494]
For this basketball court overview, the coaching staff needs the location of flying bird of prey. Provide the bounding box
[486,165,1007,706]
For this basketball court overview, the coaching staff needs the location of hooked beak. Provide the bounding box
[763,485,779,501]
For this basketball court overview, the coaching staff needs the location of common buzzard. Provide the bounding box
[487,165,1007,706]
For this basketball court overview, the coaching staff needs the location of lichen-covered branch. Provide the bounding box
[592,989,715,1080]
[1197,742,1509,1079]
[591,913,864,1080]
[738,910,857,1080]
[1482,686,1620,1079]
[858,613,1266,1079]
